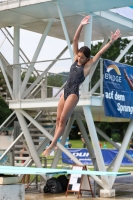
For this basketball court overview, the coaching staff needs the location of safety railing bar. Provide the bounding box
[0,115,16,134]
[53,81,66,98]
[7,57,71,67]
[0,32,8,48]
[47,72,69,77]
[0,111,15,130]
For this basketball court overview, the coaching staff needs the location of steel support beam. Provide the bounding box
[0,59,13,99]
[115,39,133,62]
[81,15,92,95]
[89,39,108,81]
[96,126,133,164]
[83,105,110,189]
[100,59,103,100]
[13,25,20,99]
[56,2,73,61]
[94,10,133,28]
[20,20,53,98]
[109,119,133,187]
[76,114,96,166]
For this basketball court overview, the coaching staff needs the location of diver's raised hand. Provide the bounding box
[80,15,91,26]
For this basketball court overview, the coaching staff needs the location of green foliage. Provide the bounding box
[21,71,36,83]
[47,74,63,87]
[0,97,12,124]
[91,38,133,65]
[111,133,121,142]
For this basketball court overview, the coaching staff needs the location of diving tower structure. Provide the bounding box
[0,0,133,196]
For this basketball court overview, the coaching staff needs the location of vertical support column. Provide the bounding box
[100,59,103,103]
[56,3,74,61]
[76,114,96,165]
[41,77,47,99]
[13,25,20,99]
[81,15,92,96]
[83,106,110,188]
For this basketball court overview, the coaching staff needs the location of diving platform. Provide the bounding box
[8,96,130,122]
[0,0,133,41]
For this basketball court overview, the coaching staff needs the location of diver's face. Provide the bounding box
[77,52,89,65]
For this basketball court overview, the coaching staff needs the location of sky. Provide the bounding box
[0,28,73,74]
[0,27,133,74]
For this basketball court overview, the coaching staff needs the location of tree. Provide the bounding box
[91,38,133,65]
[47,74,63,87]
[0,97,12,124]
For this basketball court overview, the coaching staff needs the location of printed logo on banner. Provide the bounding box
[104,59,133,119]
[62,149,133,166]
[106,64,121,75]
[62,149,92,165]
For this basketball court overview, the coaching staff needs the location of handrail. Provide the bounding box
[0,111,15,130]
[7,57,71,67]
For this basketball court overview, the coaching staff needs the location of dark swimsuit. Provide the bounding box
[64,61,85,100]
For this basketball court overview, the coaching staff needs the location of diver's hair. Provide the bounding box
[78,46,91,58]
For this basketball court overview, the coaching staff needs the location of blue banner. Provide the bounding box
[104,60,133,118]
[62,148,133,166]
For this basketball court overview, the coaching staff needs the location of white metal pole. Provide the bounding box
[89,80,100,95]
[109,119,133,187]
[76,114,96,165]
[115,39,133,62]
[81,15,92,96]
[41,78,47,99]
[90,38,108,80]
[83,106,110,188]
[56,3,74,61]
[0,59,14,99]
[100,59,103,100]
[20,20,53,97]
[13,25,20,99]
[96,126,133,163]
[0,111,15,129]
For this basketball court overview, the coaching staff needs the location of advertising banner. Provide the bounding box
[62,148,133,166]
[104,59,133,118]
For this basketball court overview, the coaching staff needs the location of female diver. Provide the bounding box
[42,15,121,156]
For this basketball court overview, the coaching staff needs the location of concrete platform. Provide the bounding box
[25,175,133,199]
[25,192,133,200]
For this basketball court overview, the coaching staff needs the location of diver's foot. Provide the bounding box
[54,146,58,150]
[25,184,31,189]
[42,146,55,157]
